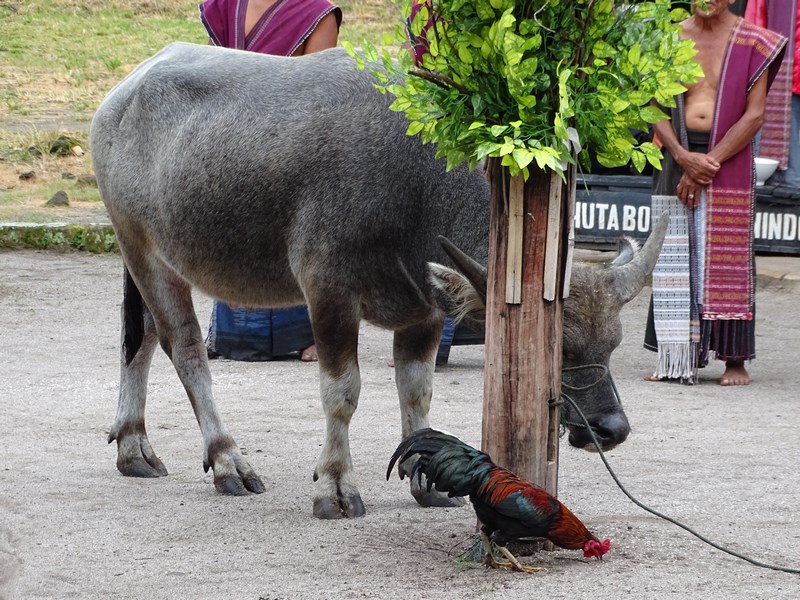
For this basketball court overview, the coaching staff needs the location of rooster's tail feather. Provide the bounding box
[387,428,486,498]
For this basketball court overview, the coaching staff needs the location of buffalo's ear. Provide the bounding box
[608,210,669,304]
[428,263,486,324]
[436,236,487,306]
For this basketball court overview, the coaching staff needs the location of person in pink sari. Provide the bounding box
[200,0,341,56]
[199,0,342,363]
[644,0,786,386]
[745,0,800,188]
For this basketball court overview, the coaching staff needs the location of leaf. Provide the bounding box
[512,147,535,169]
[631,150,646,173]
[406,121,425,136]
[458,44,474,64]
[627,43,641,66]
[362,41,378,63]
[610,98,630,113]
[639,105,668,124]
[498,138,515,155]
[476,142,502,161]
[409,6,429,37]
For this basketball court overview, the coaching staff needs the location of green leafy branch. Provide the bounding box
[344,0,703,179]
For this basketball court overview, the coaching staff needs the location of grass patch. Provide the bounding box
[0,0,401,215]
[0,223,118,252]
[0,0,400,121]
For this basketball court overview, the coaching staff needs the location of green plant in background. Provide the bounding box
[346,0,703,179]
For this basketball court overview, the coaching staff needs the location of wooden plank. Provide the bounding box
[505,174,524,304]
[563,165,577,299]
[543,171,562,301]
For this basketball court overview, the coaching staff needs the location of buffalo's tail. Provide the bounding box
[122,267,146,366]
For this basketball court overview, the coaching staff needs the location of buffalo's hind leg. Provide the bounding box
[113,255,264,495]
[108,269,167,478]
[393,314,465,508]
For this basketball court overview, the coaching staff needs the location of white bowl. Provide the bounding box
[755,157,779,186]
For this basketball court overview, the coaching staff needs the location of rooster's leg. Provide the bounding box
[480,532,543,574]
[496,545,544,574]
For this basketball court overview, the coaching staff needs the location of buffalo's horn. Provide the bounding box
[437,236,488,306]
[609,210,669,304]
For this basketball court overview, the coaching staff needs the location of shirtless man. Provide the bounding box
[645,0,786,385]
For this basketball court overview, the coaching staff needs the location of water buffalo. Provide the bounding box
[90,43,666,519]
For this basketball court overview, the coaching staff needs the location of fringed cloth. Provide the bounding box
[645,129,706,383]
[745,0,796,169]
[645,19,786,381]
[200,0,342,56]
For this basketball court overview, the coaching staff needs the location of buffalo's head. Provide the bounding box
[428,212,668,451]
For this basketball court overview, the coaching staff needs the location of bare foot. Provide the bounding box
[719,361,749,386]
[300,344,318,362]
[643,373,663,382]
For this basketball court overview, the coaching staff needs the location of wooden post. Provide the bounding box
[482,159,573,496]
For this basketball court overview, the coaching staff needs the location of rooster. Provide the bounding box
[387,428,610,573]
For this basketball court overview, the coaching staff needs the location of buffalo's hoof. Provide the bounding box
[111,426,168,478]
[313,493,366,519]
[203,436,266,496]
[117,455,168,478]
[213,473,266,495]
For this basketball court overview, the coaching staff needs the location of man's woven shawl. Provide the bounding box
[704,18,785,320]
[650,18,786,381]
[200,0,342,56]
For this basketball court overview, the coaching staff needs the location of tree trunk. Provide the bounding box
[481,159,574,495]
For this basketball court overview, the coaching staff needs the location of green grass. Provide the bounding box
[0,0,401,211]
[0,0,400,121]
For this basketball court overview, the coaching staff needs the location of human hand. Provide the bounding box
[677,151,720,186]
[676,174,702,209]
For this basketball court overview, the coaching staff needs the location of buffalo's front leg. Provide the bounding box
[310,304,365,518]
[393,316,464,508]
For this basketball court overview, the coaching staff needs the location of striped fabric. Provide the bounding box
[758,57,793,168]
[703,19,786,320]
[651,195,698,382]
[699,185,755,320]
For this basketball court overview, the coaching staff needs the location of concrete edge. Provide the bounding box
[1,224,797,291]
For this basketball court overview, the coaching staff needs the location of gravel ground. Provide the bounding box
[1,249,799,600]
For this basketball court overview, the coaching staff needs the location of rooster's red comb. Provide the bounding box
[583,538,611,559]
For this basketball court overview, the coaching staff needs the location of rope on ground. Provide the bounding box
[557,392,800,575]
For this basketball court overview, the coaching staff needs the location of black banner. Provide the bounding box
[575,175,800,255]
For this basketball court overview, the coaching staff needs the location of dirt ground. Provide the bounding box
[1,249,799,600]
